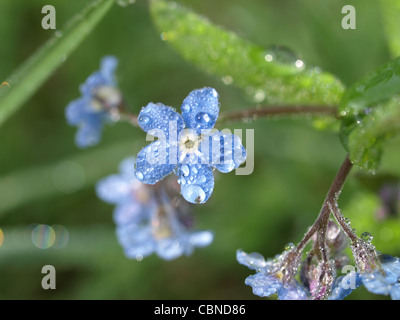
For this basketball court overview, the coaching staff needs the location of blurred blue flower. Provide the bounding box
[361,255,400,300]
[65,56,121,148]
[237,250,308,300]
[135,87,247,204]
[96,157,213,261]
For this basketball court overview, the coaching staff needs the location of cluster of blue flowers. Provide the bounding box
[237,240,400,300]
[65,56,399,300]
[96,157,214,260]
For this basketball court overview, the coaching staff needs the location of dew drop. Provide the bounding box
[222,75,233,85]
[182,104,191,113]
[265,45,300,65]
[181,184,206,204]
[254,89,266,103]
[285,243,295,251]
[295,59,304,69]
[181,164,190,177]
[195,112,212,124]
[361,231,373,243]
[135,171,144,181]
[264,54,273,62]
[246,252,266,268]
[138,115,150,125]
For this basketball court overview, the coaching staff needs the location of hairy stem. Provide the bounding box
[295,155,354,257]
[219,105,338,123]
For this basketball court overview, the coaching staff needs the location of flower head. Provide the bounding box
[134,87,247,204]
[236,249,308,300]
[237,245,363,300]
[96,157,213,261]
[361,254,400,300]
[66,56,121,148]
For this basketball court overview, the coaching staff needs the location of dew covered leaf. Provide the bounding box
[380,0,400,58]
[150,0,345,106]
[339,57,400,172]
[346,97,400,172]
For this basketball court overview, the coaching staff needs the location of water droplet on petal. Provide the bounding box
[181,184,206,204]
[182,104,191,113]
[181,165,190,177]
[246,252,266,268]
[197,175,206,183]
[135,171,144,180]
[195,112,211,124]
[138,115,150,125]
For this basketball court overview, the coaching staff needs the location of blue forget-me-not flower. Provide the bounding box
[134,87,247,204]
[96,157,214,261]
[237,246,362,300]
[236,249,309,300]
[65,56,121,148]
[361,254,400,300]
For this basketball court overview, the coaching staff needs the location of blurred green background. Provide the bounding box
[0,0,399,299]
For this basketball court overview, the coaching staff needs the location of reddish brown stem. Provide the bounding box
[219,105,338,123]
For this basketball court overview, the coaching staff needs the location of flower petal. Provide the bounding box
[79,56,118,97]
[236,250,267,270]
[390,283,400,300]
[138,102,185,139]
[117,224,155,259]
[201,131,246,172]
[118,157,137,182]
[361,271,392,295]
[381,255,400,284]
[245,273,282,297]
[100,55,118,85]
[135,140,176,184]
[188,230,214,248]
[181,87,219,134]
[156,238,185,260]
[278,284,308,300]
[96,174,131,204]
[329,273,362,300]
[177,164,214,204]
[113,200,144,226]
[65,98,90,125]
[75,115,103,148]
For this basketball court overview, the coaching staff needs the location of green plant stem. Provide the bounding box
[219,105,338,123]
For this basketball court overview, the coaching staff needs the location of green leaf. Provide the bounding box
[380,0,400,58]
[0,0,115,126]
[347,97,400,172]
[339,57,400,117]
[339,57,400,171]
[150,0,345,106]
